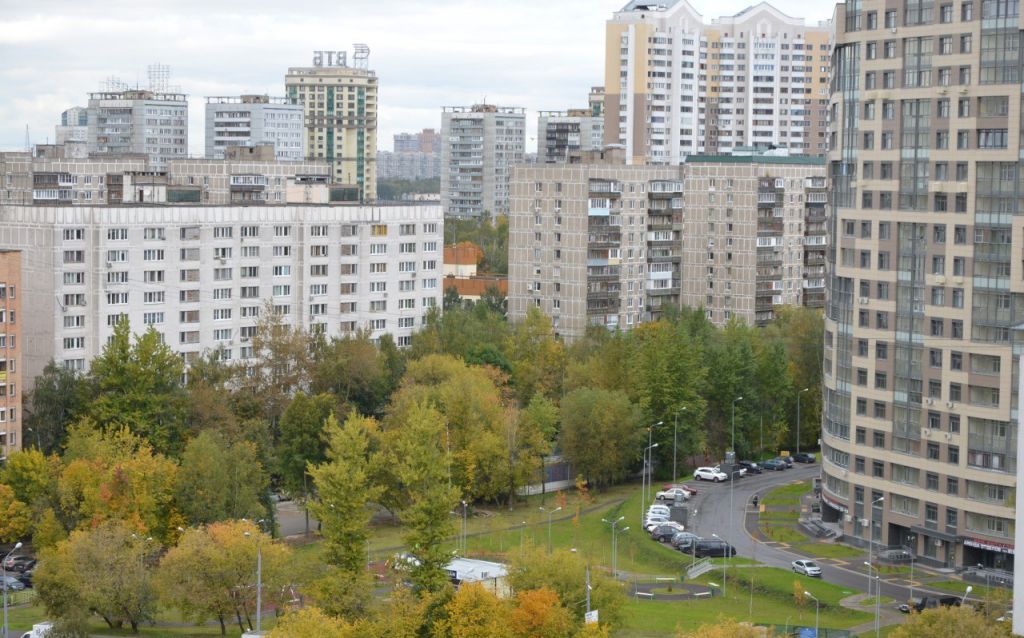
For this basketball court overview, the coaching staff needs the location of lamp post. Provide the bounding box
[519,521,527,557]
[906,533,917,604]
[641,442,659,528]
[461,500,468,554]
[865,496,884,597]
[646,421,663,505]
[874,575,881,637]
[796,387,809,455]
[730,397,743,530]
[673,408,686,485]
[804,591,820,638]
[540,506,561,554]
[961,584,973,604]
[2,541,22,638]
[603,516,625,578]
[712,533,727,596]
[244,520,267,634]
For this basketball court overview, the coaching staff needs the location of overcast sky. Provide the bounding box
[0,0,834,156]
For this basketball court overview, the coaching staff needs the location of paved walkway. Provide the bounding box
[840,593,908,635]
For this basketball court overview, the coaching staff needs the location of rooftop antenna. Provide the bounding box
[353,44,370,70]
[148,63,170,92]
[24,125,29,152]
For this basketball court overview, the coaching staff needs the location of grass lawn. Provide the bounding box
[617,566,871,637]
[6,604,281,637]
[926,579,1000,598]
[794,542,865,559]
[761,480,812,506]
[760,525,807,544]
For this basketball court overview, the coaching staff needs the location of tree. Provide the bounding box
[310,331,392,417]
[510,588,574,638]
[0,448,57,508]
[433,582,513,638]
[508,547,625,628]
[176,430,267,525]
[0,483,31,543]
[34,521,156,633]
[158,520,292,635]
[506,306,566,404]
[269,607,354,638]
[392,402,460,593]
[25,360,88,454]
[237,308,313,427]
[890,605,1011,638]
[276,392,335,516]
[86,320,189,454]
[559,389,643,489]
[32,508,67,550]
[676,618,776,638]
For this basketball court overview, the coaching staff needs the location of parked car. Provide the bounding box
[647,505,671,518]
[761,459,787,471]
[19,622,53,638]
[644,516,669,532]
[655,487,690,501]
[16,567,34,588]
[670,531,700,550]
[0,575,25,592]
[738,460,762,474]
[650,523,684,542]
[3,556,36,573]
[694,466,728,482]
[792,452,816,464]
[777,456,794,468]
[914,596,961,613]
[662,484,699,497]
[791,559,822,577]
[692,539,737,558]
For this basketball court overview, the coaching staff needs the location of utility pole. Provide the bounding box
[796,387,809,455]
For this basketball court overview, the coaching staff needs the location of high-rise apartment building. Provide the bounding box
[537,109,605,164]
[394,129,441,154]
[204,96,304,161]
[376,150,441,181]
[822,0,1022,572]
[86,90,188,168]
[56,107,90,159]
[0,251,21,461]
[509,148,826,338]
[605,1,832,164]
[441,105,525,218]
[286,48,378,203]
[0,147,442,386]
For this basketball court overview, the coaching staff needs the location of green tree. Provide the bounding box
[24,360,88,454]
[509,547,625,628]
[276,392,335,509]
[392,402,460,592]
[310,331,391,417]
[0,448,58,508]
[506,306,566,404]
[308,412,381,573]
[176,430,267,525]
[85,319,188,454]
[559,388,643,489]
[34,520,157,633]
[157,520,292,635]
[0,483,31,543]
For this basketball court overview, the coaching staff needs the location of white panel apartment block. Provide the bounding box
[0,204,443,385]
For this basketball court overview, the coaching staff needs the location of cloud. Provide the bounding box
[0,0,834,154]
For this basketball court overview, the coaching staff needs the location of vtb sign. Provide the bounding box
[313,51,348,67]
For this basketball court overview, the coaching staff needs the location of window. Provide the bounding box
[875,372,887,389]
[857,398,868,415]
[370,263,387,274]
[947,477,959,494]
[856,428,867,444]
[874,402,887,418]
[144,291,164,304]
[213,226,233,239]
[274,225,291,237]
[108,228,128,241]
[273,265,291,277]
[370,243,387,255]
[371,224,387,237]
[876,342,889,359]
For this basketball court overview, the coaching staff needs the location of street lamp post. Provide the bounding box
[646,422,663,505]
[603,516,625,578]
[796,387,809,455]
[461,500,468,553]
[519,521,526,556]
[673,408,686,485]
[730,397,743,531]
[865,496,884,597]
[961,584,973,605]
[906,533,917,604]
[804,591,820,638]
[712,533,727,596]
[540,506,561,554]
[874,575,881,638]
[244,519,267,634]
[641,442,659,528]
[2,542,22,638]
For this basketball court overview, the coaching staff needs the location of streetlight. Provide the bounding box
[712,533,727,596]
[961,584,973,604]
[602,516,625,578]
[519,521,527,556]
[864,496,883,598]
[243,520,267,635]
[730,397,743,532]
[673,407,687,485]
[646,421,664,505]
[461,500,468,554]
[874,575,881,638]
[796,387,809,455]
[804,591,820,638]
[2,541,22,638]
[540,506,561,554]
[641,442,659,528]
[906,533,917,604]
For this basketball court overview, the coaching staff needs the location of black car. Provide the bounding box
[692,539,737,558]
[16,567,33,588]
[914,596,961,613]
[738,460,762,474]
[650,524,682,543]
[2,556,35,573]
[761,459,787,471]
[776,456,794,468]
[792,452,816,464]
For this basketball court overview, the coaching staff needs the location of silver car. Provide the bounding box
[792,559,822,577]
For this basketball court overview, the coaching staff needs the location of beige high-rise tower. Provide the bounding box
[286,47,378,203]
[822,0,1022,572]
[605,1,833,164]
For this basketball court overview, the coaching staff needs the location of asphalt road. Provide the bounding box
[686,464,956,610]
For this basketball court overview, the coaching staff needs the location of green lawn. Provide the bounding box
[5,604,281,637]
[760,525,808,544]
[617,566,872,637]
[761,480,813,506]
[926,579,1000,598]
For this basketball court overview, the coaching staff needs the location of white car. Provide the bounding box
[644,516,669,531]
[792,559,822,577]
[694,466,728,482]
[647,505,671,517]
[656,487,691,501]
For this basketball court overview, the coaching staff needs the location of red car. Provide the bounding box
[661,483,698,496]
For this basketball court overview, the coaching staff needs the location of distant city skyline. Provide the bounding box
[0,0,834,156]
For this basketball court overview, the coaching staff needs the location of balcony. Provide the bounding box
[589,180,622,195]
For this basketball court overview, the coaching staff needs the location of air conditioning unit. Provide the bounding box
[859,296,869,304]
[959,88,969,94]
[240,336,250,343]
[105,261,112,268]
[938,88,947,95]
[946,401,954,408]
[925,398,934,405]
[922,428,931,436]
[891,26,897,33]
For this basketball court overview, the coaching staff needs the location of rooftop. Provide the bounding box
[684,154,825,166]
